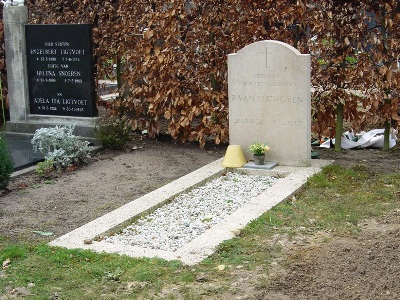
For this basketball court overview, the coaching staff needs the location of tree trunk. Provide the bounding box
[383,120,390,151]
[0,74,5,126]
[116,53,125,117]
[116,54,122,91]
[334,103,344,152]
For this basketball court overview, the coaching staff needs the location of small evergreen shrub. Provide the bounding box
[31,125,92,169]
[95,117,131,150]
[0,134,14,189]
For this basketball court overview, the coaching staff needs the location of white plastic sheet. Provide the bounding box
[320,128,397,149]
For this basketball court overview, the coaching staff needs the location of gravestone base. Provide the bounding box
[243,161,278,170]
[6,115,100,142]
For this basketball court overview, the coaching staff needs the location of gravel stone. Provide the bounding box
[105,172,277,251]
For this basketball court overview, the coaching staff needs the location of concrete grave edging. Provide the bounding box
[50,158,332,265]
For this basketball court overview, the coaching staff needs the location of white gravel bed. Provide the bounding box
[104,172,277,252]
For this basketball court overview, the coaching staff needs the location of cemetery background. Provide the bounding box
[0,1,399,147]
[0,1,399,299]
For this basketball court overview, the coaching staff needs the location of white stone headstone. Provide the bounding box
[228,40,311,166]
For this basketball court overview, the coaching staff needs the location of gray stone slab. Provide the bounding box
[4,133,43,170]
[3,6,30,123]
[243,161,278,170]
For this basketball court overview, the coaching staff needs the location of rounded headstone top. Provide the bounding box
[1,0,25,7]
[237,40,302,56]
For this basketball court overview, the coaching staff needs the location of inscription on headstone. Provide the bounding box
[25,24,96,117]
[228,40,311,166]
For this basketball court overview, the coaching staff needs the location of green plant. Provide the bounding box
[103,267,123,281]
[345,56,357,65]
[94,117,131,150]
[31,125,92,169]
[35,159,55,177]
[0,134,14,189]
[249,142,270,156]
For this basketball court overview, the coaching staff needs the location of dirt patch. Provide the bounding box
[262,210,400,300]
[1,138,400,299]
[314,147,400,175]
[0,134,225,243]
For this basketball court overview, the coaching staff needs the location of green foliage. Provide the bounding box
[35,159,54,177]
[317,58,328,66]
[0,134,13,189]
[249,142,270,156]
[345,56,357,65]
[321,38,335,47]
[31,125,92,169]
[103,267,123,281]
[0,244,28,261]
[215,238,243,258]
[94,117,131,150]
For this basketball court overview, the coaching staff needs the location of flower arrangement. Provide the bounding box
[249,142,270,156]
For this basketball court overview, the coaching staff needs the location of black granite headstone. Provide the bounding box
[25,24,97,117]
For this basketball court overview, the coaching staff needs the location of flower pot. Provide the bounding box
[253,154,265,165]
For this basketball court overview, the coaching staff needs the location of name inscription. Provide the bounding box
[232,95,304,104]
[233,118,302,127]
[237,81,296,87]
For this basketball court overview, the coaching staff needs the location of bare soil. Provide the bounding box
[1,136,400,299]
[0,134,225,243]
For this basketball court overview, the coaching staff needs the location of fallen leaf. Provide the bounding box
[66,165,77,172]
[33,231,54,236]
[216,264,225,271]
[2,258,11,269]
